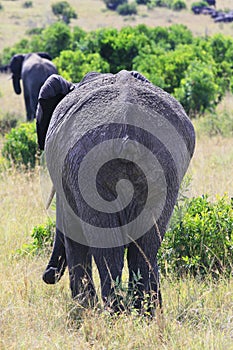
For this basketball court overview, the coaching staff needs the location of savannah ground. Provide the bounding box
[0,0,233,348]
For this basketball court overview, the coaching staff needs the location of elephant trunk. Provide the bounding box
[12,75,21,94]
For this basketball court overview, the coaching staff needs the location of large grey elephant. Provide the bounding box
[10,52,57,121]
[36,71,195,314]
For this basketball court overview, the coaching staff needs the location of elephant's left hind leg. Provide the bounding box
[92,246,125,312]
[65,237,97,307]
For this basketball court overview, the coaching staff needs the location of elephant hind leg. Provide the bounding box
[127,229,162,315]
[65,237,97,308]
[92,246,125,313]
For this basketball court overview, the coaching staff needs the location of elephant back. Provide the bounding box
[45,70,195,248]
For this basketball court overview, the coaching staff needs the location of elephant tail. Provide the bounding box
[46,185,56,210]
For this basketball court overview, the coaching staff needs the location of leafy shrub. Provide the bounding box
[191,1,208,9]
[2,121,39,168]
[174,60,219,117]
[117,3,137,15]
[136,0,149,4]
[103,0,127,10]
[16,219,55,256]
[149,0,172,8]
[158,195,233,277]
[22,1,33,8]
[52,1,77,24]
[40,22,72,58]
[54,49,110,81]
[172,0,186,10]
[26,27,44,36]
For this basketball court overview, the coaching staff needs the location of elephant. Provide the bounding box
[36,71,195,314]
[10,52,57,121]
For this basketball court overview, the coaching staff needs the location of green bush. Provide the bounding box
[135,0,149,4]
[16,219,55,256]
[103,0,127,10]
[52,1,77,24]
[117,3,137,15]
[22,1,33,8]
[2,121,39,169]
[158,195,233,277]
[150,0,172,8]
[172,0,186,10]
[191,1,208,9]
[54,49,110,81]
[174,60,219,117]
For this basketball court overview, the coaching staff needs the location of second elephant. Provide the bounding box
[10,52,57,121]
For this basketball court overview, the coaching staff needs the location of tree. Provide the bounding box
[52,1,77,24]
[117,3,137,15]
[174,61,219,117]
[54,49,110,82]
[41,22,72,58]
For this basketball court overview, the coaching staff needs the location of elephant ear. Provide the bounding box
[36,74,74,150]
[130,71,149,83]
[37,52,53,61]
[10,54,24,94]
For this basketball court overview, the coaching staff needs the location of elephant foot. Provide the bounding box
[43,267,61,284]
[42,259,67,284]
[73,290,98,309]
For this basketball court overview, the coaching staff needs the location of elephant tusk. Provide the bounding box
[46,185,56,210]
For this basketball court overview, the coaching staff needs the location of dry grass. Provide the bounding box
[0,0,233,53]
[0,168,232,349]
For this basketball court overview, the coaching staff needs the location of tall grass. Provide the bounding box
[0,146,233,348]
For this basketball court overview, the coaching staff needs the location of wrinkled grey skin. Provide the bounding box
[36,71,195,314]
[10,52,57,121]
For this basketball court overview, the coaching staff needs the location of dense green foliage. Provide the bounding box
[158,195,233,277]
[103,0,127,10]
[117,3,137,15]
[1,23,233,117]
[51,1,77,24]
[172,0,186,10]
[2,121,39,168]
[16,219,55,256]
[22,1,33,8]
[191,1,208,9]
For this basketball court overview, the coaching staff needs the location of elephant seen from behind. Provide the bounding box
[36,71,195,315]
[10,52,57,121]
